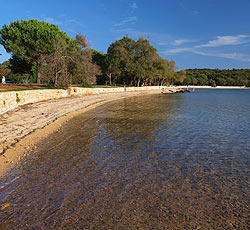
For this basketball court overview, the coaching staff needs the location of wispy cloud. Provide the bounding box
[173,39,196,46]
[196,35,250,48]
[193,50,250,62]
[164,46,250,62]
[111,27,250,63]
[43,17,63,26]
[180,2,200,15]
[40,15,86,36]
[114,17,137,26]
[65,19,85,28]
[162,34,250,62]
[164,47,194,54]
[111,28,172,45]
[131,2,138,9]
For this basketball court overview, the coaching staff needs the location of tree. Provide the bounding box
[8,55,36,83]
[71,49,101,86]
[107,35,136,85]
[41,35,76,87]
[41,33,100,88]
[185,68,250,86]
[196,73,209,85]
[107,35,165,86]
[71,34,101,86]
[183,74,193,86]
[0,61,11,77]
[133,37,159,86]
[0,19,74,84]
[92,50,109,84]
[210,79,216,87]
[175,70,186,85]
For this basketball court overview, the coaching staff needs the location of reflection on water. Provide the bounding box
[0,89,249,229]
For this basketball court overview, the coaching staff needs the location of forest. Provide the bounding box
[184,69,250,87]
[0,19,250,88]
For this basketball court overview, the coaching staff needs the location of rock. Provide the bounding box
[1,202,11,210]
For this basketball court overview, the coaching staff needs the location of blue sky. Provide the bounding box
[1,0,250,69]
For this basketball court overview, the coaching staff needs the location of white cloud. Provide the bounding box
[193,50,250,62]
[163,34,250,62]
[164,47,250,62]
[114,17,137,26]
[43,17,63,26]
[131,2,138,9]
[65,19,86,28]
[164,47,194,54]
[41,15,86,33]
[111,28,173,45]
[173,39,196,46]
[196,35,250,48]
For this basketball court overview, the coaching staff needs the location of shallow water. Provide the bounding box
[0,89,250,229]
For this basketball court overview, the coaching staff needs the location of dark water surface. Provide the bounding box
[1,89,250,229]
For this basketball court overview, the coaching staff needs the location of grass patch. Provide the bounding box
[16,93,21,103]
[0,84,58,92]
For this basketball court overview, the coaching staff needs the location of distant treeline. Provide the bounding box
[183,69,250,87]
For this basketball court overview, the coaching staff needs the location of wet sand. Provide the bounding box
[0,90,163,176]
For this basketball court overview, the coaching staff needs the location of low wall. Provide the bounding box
[0,86,165,114]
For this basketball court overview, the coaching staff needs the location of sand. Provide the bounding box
[0,90,163,176]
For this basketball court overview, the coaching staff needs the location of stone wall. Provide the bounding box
[0,86,164,114]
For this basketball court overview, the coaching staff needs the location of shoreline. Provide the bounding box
[0,90,163,177]
[176,85,249,89]
[0,85,248,176]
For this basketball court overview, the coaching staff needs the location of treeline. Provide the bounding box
[1,20,249,88]
[0,19,182,88]
[94,36,180,86]
[183,69,250,87]
[0,20,100,87]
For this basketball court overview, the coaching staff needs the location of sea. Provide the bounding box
[0,89,249,229]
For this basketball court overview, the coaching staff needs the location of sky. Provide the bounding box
[1,0,250,70]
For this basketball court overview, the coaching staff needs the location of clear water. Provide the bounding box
[0,89,249,229]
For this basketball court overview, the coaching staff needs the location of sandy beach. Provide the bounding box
[0,89,163,176]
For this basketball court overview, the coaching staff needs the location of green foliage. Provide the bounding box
[0,19,74,83]
[196,74,209,85]
[210,79,216,87]
[107,35,176,86]
[8,55,35,83]
[92,50,109,84]
[92,50,108,73]
[70,48,101,86]
[0,61,11,76]
[185,69,250,86]
[41,34,78,88]
[75,33,88,48]
[16,93,20,103]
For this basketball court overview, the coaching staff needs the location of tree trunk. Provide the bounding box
[137,79,140,87]
[55,72,58,86]
[109,73,112,85]
[37,61,41,84]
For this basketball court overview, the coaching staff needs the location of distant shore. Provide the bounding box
[176,85,249,89]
